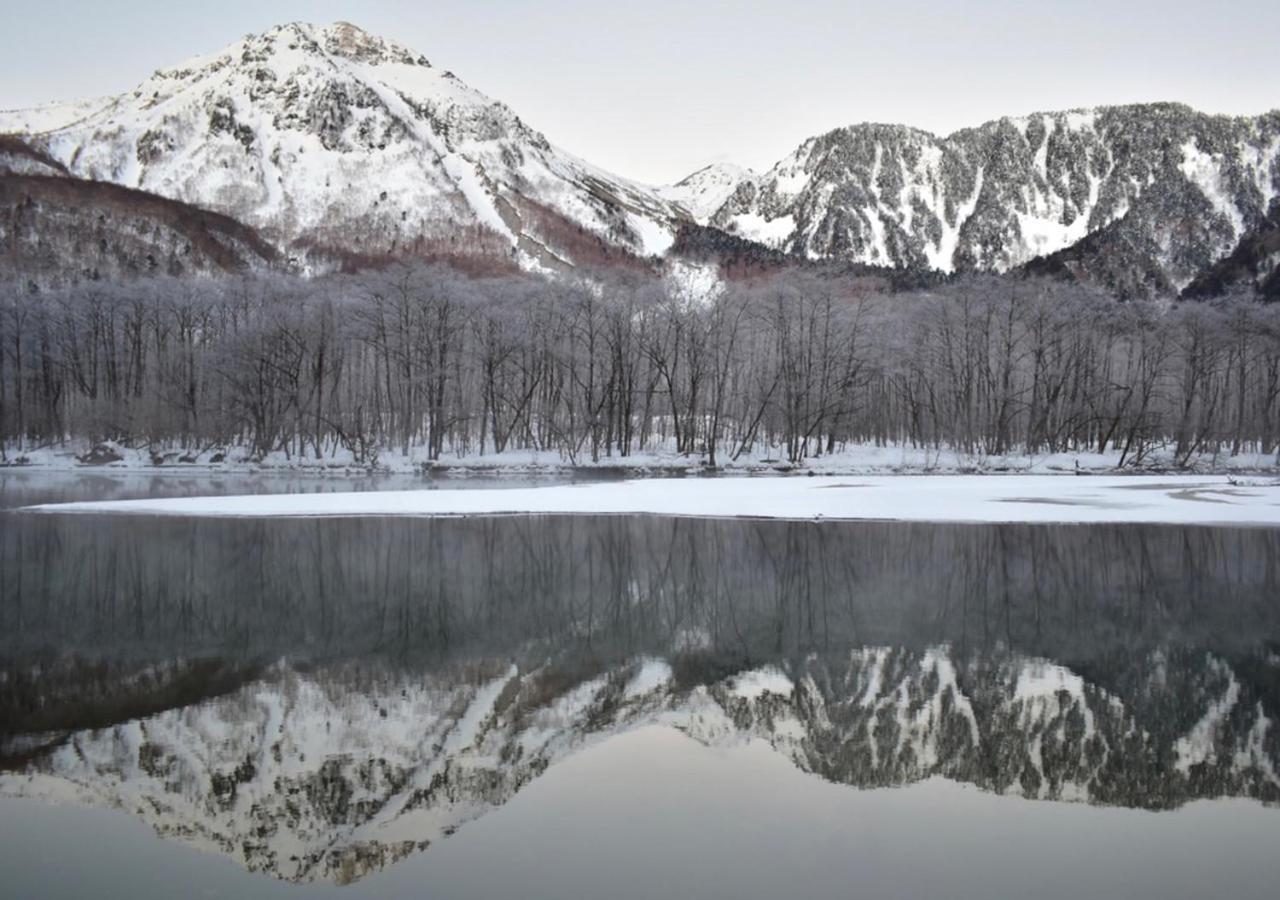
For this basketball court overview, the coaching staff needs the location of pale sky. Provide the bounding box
[2,1,1276,184]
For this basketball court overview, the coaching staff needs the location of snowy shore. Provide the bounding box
[5,440,1279,479]
[25,475,1280,526]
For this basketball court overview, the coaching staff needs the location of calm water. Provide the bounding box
[1,472,1279,898]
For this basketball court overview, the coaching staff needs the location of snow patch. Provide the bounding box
[1179,140,1245,239]
[1174,658,1240,773]
[628,212,675,257]
[729,667,794,699]
[1014,661,1087,702]
[924,168,984,272]
[625,659,673,699]
[728,212,795,248]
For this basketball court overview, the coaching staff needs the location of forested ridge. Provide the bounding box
[2,267,1278,467]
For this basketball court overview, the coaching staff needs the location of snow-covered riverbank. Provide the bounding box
[5,440,1279,479]
[25,475,1280,526]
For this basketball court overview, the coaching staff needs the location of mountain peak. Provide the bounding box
[228,21,431,68]
[673,161,750,187]
[659,161,753,223]
[144,21,431,87]
[0,21,685,268]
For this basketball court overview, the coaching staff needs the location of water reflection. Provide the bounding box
[1,510,1278,884]
[0,468,574,510]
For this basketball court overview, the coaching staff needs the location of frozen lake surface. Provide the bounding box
[25,473,1280,526]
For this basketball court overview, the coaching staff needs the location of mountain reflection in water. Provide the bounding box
[1,512,1278,885]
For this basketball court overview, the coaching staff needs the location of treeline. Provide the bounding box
[2,265,1278,466]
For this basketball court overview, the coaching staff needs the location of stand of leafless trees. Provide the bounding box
[2,265,1278,466]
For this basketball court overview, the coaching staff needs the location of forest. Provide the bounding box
[1,265,1278,467]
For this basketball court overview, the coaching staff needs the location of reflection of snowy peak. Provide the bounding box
[4,647,1276,885]
[691,105,1280,291]
[765,648,1279,806]
[0,22,684,268]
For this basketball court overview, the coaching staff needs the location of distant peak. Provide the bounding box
[673,161,750,188]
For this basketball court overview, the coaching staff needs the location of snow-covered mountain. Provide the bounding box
[694,104,1280,293]
[4,647,1276,884]
[3,23,1278,293]
[0,22,685,270]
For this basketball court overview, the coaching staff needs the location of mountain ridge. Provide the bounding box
[2,22,1278,294]
[701,103,1280,293]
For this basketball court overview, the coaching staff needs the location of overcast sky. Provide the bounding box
[2,0,1276,184]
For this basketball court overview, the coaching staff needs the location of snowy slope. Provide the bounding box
[0,96,114,133]
[0,22,686,268]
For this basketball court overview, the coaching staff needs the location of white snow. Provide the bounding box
[728,212,796,247]
[1063,110,1097,132]
[625,660,674,699]
[1009,166,1101,267]
[862,144,891,265]
[1013,660,1098,781]
[728,667,794,699]
[926,648,981,749]
[1014,661,1087,702]
[1179,139,1245,240]
[1174,657,1241,774]
[924,167,984,272]
[26,475,1280,526]
[353,66,516,244]
[1234,703,1278,786]
[627,212,676,257]
[445,667,517,756]
[854,648,888,704]
[771,164,809,198]
[0,96,113,133]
